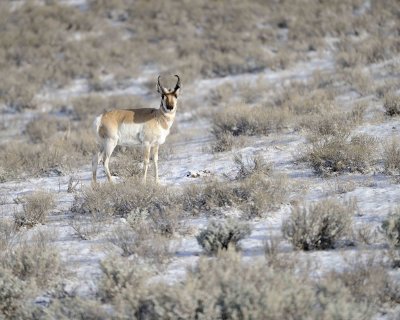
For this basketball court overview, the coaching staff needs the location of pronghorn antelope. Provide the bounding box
[92,75,181,184]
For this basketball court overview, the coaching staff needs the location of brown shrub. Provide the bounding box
[352,223,376,246]
[208,82,235,106]
[115,249,372,319]
[46,297,110,320]
[282,199,354,250]
[0,220,17,252]
[211,103,288,152]
[383,138,400,175]
[336,35,399,69]
[1,231,62,288]
[382,207,400,247]
[299,112,352,141]
[108,223,174,264]
[325,256,400,308]
[196,218,251,255]
[72,178,180,218]
[285,89,335,117]
[0,126,96,180]
[69,209,110,240]
[14,191,56,229]
[25,115,68,143]
[232,154,272,180]
[341,68,373,96]
[350,101,367,125]
[212,103,287,138]
[97,255,150,303]
[0,267,27,319]
[384,93,400,116]
[303,134,377,176]
[211,132,238,153]
[183,162,287,217]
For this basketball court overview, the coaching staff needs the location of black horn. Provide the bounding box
[157,75,167,94]
[173,74,181,92]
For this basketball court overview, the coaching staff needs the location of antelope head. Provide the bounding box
[157,75,181,113]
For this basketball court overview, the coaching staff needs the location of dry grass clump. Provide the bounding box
[97,255,150,304]
[277,87,335,119]
[1,232,62,288]
[270,84,348,132]
[182,180,236,213]
[183,169,287,217]
[73,178,179,218]
[352,223,377,246]
[383,138,400,175]
[212,103,287,152]
[213,103,287,137]
[196,218,251,255]
[0,219,17,251]
[298,100,376,176]
[375,80,399,99]
[340,67,374,96]
[108,225,138,257]
[0,143,63,180]
[108,223,174,264]
[46,296,110,320]
[336,35,399,70]
[324,256,400,309]
[0,125,97,181]
[211,132,238,153]
[69,209,109,240]
[111,250,371,319]
[14,191,56,229]
[25,116,69,144]
[209,82,235,106]
[73,179,182,247]
[0,267,26,319]
[383,92,400,117]
[303,134,377,176]
[282,199,355,250]
[350,101,368,125]
[236,80,269,105]
[382,207,400,247]
[299,112,352,142]
[233,154,272,180]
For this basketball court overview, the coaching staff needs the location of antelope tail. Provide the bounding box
[93,115,103,136]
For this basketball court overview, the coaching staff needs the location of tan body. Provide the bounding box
[92,75,180,183]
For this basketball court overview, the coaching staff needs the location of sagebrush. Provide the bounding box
[282,199,354,250]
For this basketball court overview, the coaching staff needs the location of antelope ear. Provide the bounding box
[174,87,181,97]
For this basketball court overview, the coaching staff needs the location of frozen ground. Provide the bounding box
[1,52,400,318]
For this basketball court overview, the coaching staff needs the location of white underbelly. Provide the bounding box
[118,123,144,146]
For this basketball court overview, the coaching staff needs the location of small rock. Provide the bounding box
[186,169,211,178]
